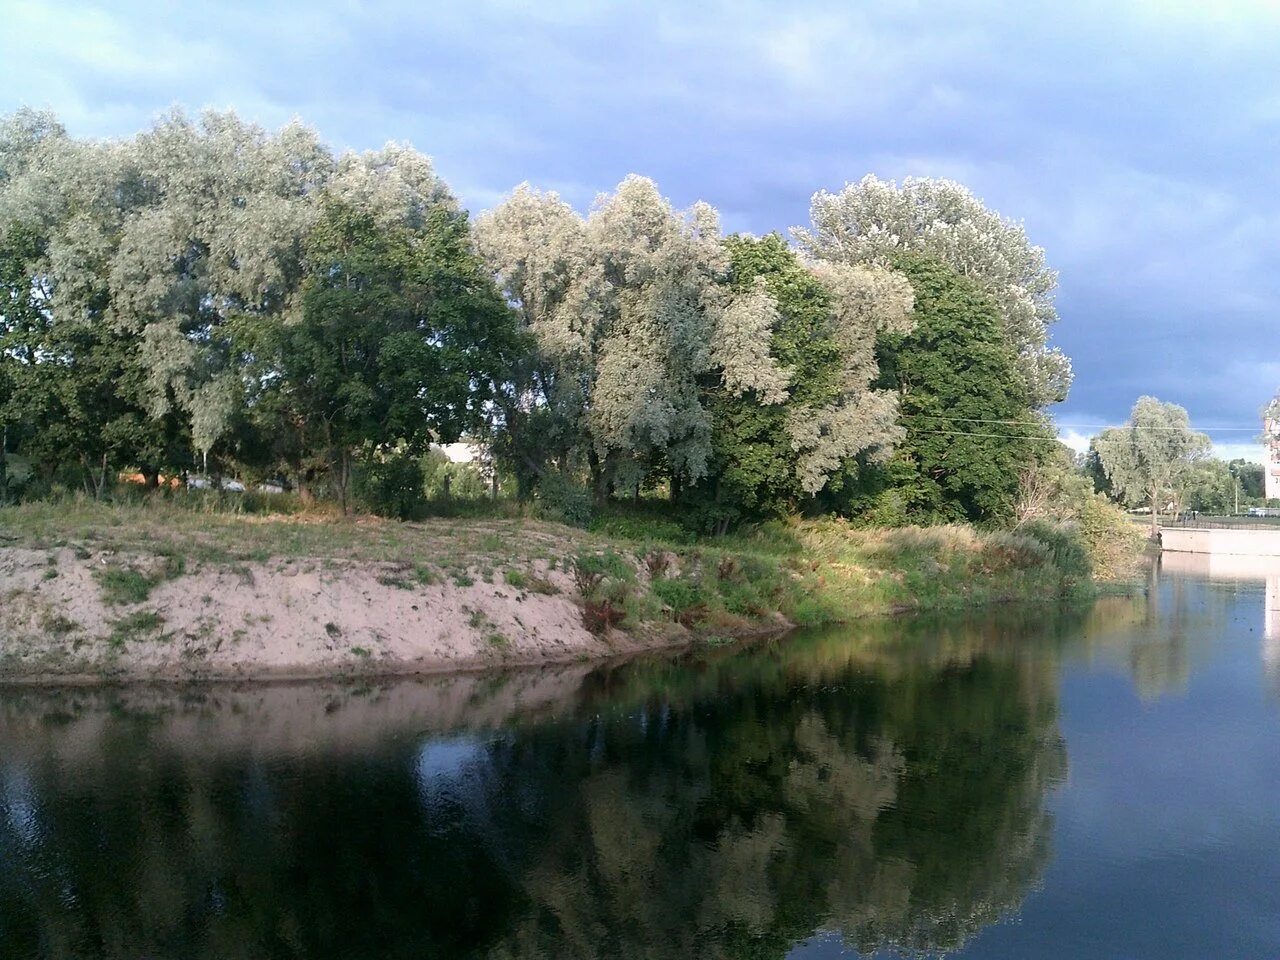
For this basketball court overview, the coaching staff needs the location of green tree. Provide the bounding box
[1229,458,1263,503]
[1093,396,1211,535]
[795,174,1070,407]
[1181,459,1236,515]
[691,234,911,527]
[252,196,516,512]
[854,256,1047,525]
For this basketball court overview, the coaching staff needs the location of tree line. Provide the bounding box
[0,107,1076,528]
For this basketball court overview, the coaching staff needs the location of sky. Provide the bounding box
[2,0,1277,460]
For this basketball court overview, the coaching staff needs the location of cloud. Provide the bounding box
[3,0,1279,436]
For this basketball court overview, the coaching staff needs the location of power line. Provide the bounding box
[913,429,1074,442]
[914,414,1263,433]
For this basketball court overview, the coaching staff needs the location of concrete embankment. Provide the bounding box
[1161,526,1280,557]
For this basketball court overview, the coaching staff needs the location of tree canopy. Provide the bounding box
[1,106,1077,530]
[794,175,1070,408]
[1093,396,1211,533]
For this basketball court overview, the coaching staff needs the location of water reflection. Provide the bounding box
[1159,550,1280,696]
[0,609,1103,960]
[9,576,1278,959]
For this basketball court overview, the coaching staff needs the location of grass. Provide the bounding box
[95,566,158,605]
[2,492,1139,645]
[108,609,165,647]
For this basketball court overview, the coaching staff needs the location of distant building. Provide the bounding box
[1267,408,1280,501]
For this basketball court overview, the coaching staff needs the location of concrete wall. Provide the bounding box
[1161,526,1280,557]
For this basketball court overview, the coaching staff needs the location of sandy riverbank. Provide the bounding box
[0,544,737,683]
[0,502,1122,683]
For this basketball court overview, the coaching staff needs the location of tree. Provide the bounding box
[0,108,330,490]
[251,188,516,513]
[476,177,786,505]
[1093,396,1211,535]
[794,175,1070,408]
[850,255,1048,525]
[692,233,912,525]
[1228,458,1263,502]
[1180,459,1236,515]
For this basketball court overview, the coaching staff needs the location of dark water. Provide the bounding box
[1,562,1278,959]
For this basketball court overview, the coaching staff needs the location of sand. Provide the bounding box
[0,545,706,683]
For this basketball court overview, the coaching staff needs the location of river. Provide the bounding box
[0,561,1277,958]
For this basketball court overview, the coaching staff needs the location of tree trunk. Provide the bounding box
[339,449,351,516]
[1150,488,1159,538]
[587,447,607,506]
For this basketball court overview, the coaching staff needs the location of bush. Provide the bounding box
[1018,520,1091,579]
[536,474,594,528]
[588,513,695,545]
[1074,494,1145,581]
[651,577,702,613]
[568,550,634,596]
[354,450,425,520]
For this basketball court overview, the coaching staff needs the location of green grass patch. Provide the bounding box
[95,566,156,605]
[108,609,164,646]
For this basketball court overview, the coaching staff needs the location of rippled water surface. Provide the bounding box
[1,558,1278,959]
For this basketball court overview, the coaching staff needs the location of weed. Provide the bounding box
[95,566,155,605]
[526,575,560,596]
[644,549,672,579]
[109,609,164,646]
[569,550,634,596]
[504,568,528,589]
[350,645,372,658]
[452,571,475,587]
[324,621,342,638]
[40,612,79,636]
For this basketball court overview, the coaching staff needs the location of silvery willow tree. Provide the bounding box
[1093,396,1211,535]
[0,108,328,489]
[0,108,517,505]
[690,234,914,526]
[794,175,1070,408]
[476,180,917,517]
[477,176,788,504]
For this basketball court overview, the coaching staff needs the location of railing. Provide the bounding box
[1159,515,1280,530]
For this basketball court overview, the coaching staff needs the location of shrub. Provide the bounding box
[588,514,695,545]
[1074,494,1145,581]
[1018,520,1091,579]
[651,577,702,613]
[355,449,425,520]
[537,474,594,528]
[568,551,634,596]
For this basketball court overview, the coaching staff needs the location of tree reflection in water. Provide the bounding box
[0,605,1124,960]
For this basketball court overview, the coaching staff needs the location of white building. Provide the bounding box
[1267,411,1280,501]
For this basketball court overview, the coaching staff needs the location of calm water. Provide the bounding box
[1,560,1278,959]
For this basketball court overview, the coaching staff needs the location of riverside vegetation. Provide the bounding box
[0,108,1150,678]
[0,490,1142,680]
